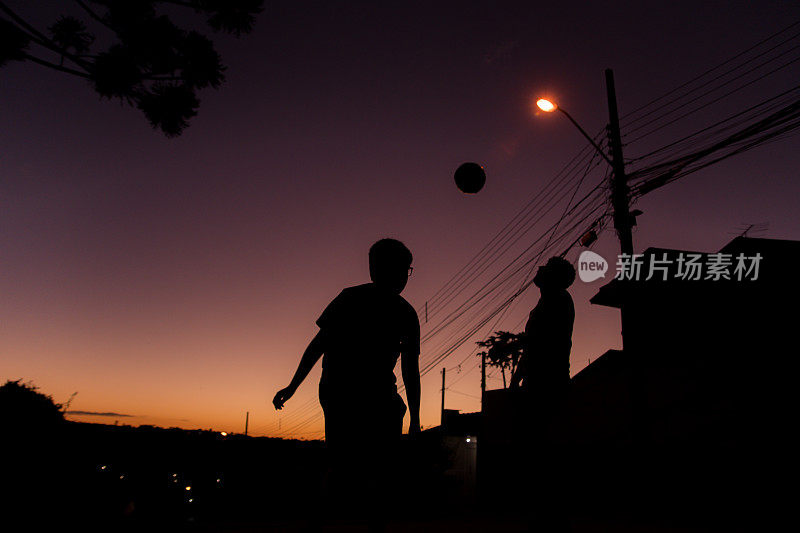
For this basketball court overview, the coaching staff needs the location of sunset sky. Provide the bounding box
[3,1,800,439]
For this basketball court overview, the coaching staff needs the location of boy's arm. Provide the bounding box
[273,330,326,410]
[509,354,526,389]
[401,348,421,434]
[510,330,531,389]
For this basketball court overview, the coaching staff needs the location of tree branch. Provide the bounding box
[0,2,50,44]
[0,1,92,70]
[157,0,199,9]
[21,52,90,78]
[73,0,113,31]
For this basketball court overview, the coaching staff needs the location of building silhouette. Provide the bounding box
[479,236,796,526]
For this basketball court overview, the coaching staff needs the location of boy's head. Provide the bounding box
[369,238,413,294]
[533,256,576,291]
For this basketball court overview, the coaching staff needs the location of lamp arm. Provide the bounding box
[557,107,613,167]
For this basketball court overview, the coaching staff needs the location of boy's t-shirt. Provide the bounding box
[522,289,574,389]
[316,283,420,402]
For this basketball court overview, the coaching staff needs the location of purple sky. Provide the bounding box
[2,1,799,437]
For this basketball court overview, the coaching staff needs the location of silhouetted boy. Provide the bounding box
[511,256,575,395]
[510,256,575,531]
[273,238,421,528]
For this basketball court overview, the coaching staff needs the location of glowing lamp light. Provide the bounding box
[536,98,557,112]
[185,486,191,491]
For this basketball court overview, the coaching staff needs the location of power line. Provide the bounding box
[628,85,800,165]
[624,52,800,145]
[418,192,609,375]
[419,138,605,322]
[420,173,607,348]
[629,95,800,197]
[418,194,610,377]
[620,19,800,123]
[431,151,608,385]
[622,33,800,132]
[446,388,481,401]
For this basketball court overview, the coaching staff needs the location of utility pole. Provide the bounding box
[605,68,633,256]
[480,352,486,408]
[606,69,647,454]
[441,367,446,425]
[244,411,249,436]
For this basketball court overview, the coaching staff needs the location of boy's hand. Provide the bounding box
[272,385,296,410]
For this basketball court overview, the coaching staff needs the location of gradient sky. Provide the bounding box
[3,1,800,438]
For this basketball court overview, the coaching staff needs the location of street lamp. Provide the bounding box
[536,70,633,256]
[455,70,633,256]
[536,98,557,113]
[535,98,613,167]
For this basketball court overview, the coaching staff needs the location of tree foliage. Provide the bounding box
[0,1,264,136]
[476,330,525,388]
[0,379,65,429]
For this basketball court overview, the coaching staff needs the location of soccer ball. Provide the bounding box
[454,162,486,194]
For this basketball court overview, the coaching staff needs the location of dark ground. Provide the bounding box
[5,421,782,532]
